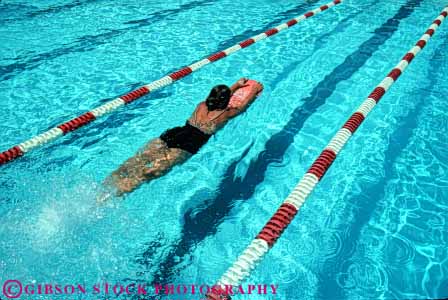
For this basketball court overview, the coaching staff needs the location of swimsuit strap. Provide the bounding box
[191,104,227,128]
[208,108,228,122]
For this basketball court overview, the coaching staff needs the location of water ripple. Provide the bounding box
[336,258,389,298]
[383,234,416,268]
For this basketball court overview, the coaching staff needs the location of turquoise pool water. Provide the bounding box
[1,0,447,299]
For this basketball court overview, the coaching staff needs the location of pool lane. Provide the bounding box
[132,0,423,288]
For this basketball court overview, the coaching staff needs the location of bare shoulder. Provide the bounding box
[193,101,205,114]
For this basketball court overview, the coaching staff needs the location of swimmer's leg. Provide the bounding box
[143,146,192,180]
[96,184,118,204]
[101,138,191,199]
[101,138,163,198]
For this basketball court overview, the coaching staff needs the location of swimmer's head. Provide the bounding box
[206,85,231,111]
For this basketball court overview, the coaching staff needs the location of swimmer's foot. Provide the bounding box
[96,191,113,204]
[95,183,120,205]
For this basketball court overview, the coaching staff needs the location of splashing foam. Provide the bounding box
[34,205,62,237]
[22,172,112,253]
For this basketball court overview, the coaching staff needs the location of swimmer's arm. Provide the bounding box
[227,82,263,116]
[230,78,249,94]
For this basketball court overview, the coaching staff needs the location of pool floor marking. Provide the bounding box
[206,7,448,299]
[0,0,343,166]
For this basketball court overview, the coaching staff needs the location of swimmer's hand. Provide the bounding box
[237,77,249,86]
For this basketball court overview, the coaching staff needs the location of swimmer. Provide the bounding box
[100,78,263,200]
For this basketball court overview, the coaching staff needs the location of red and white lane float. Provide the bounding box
[206,7,448,300]
[0,0,343,166]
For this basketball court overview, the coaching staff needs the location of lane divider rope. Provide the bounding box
[0,0,343,166]
[205,7,448,300]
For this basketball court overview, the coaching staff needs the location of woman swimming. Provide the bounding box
[104,78,263,196]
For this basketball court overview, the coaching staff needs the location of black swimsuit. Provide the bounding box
[160,121,211,154]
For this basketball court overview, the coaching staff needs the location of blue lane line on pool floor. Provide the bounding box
[0,0,215,81]
[0,0,103,24]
